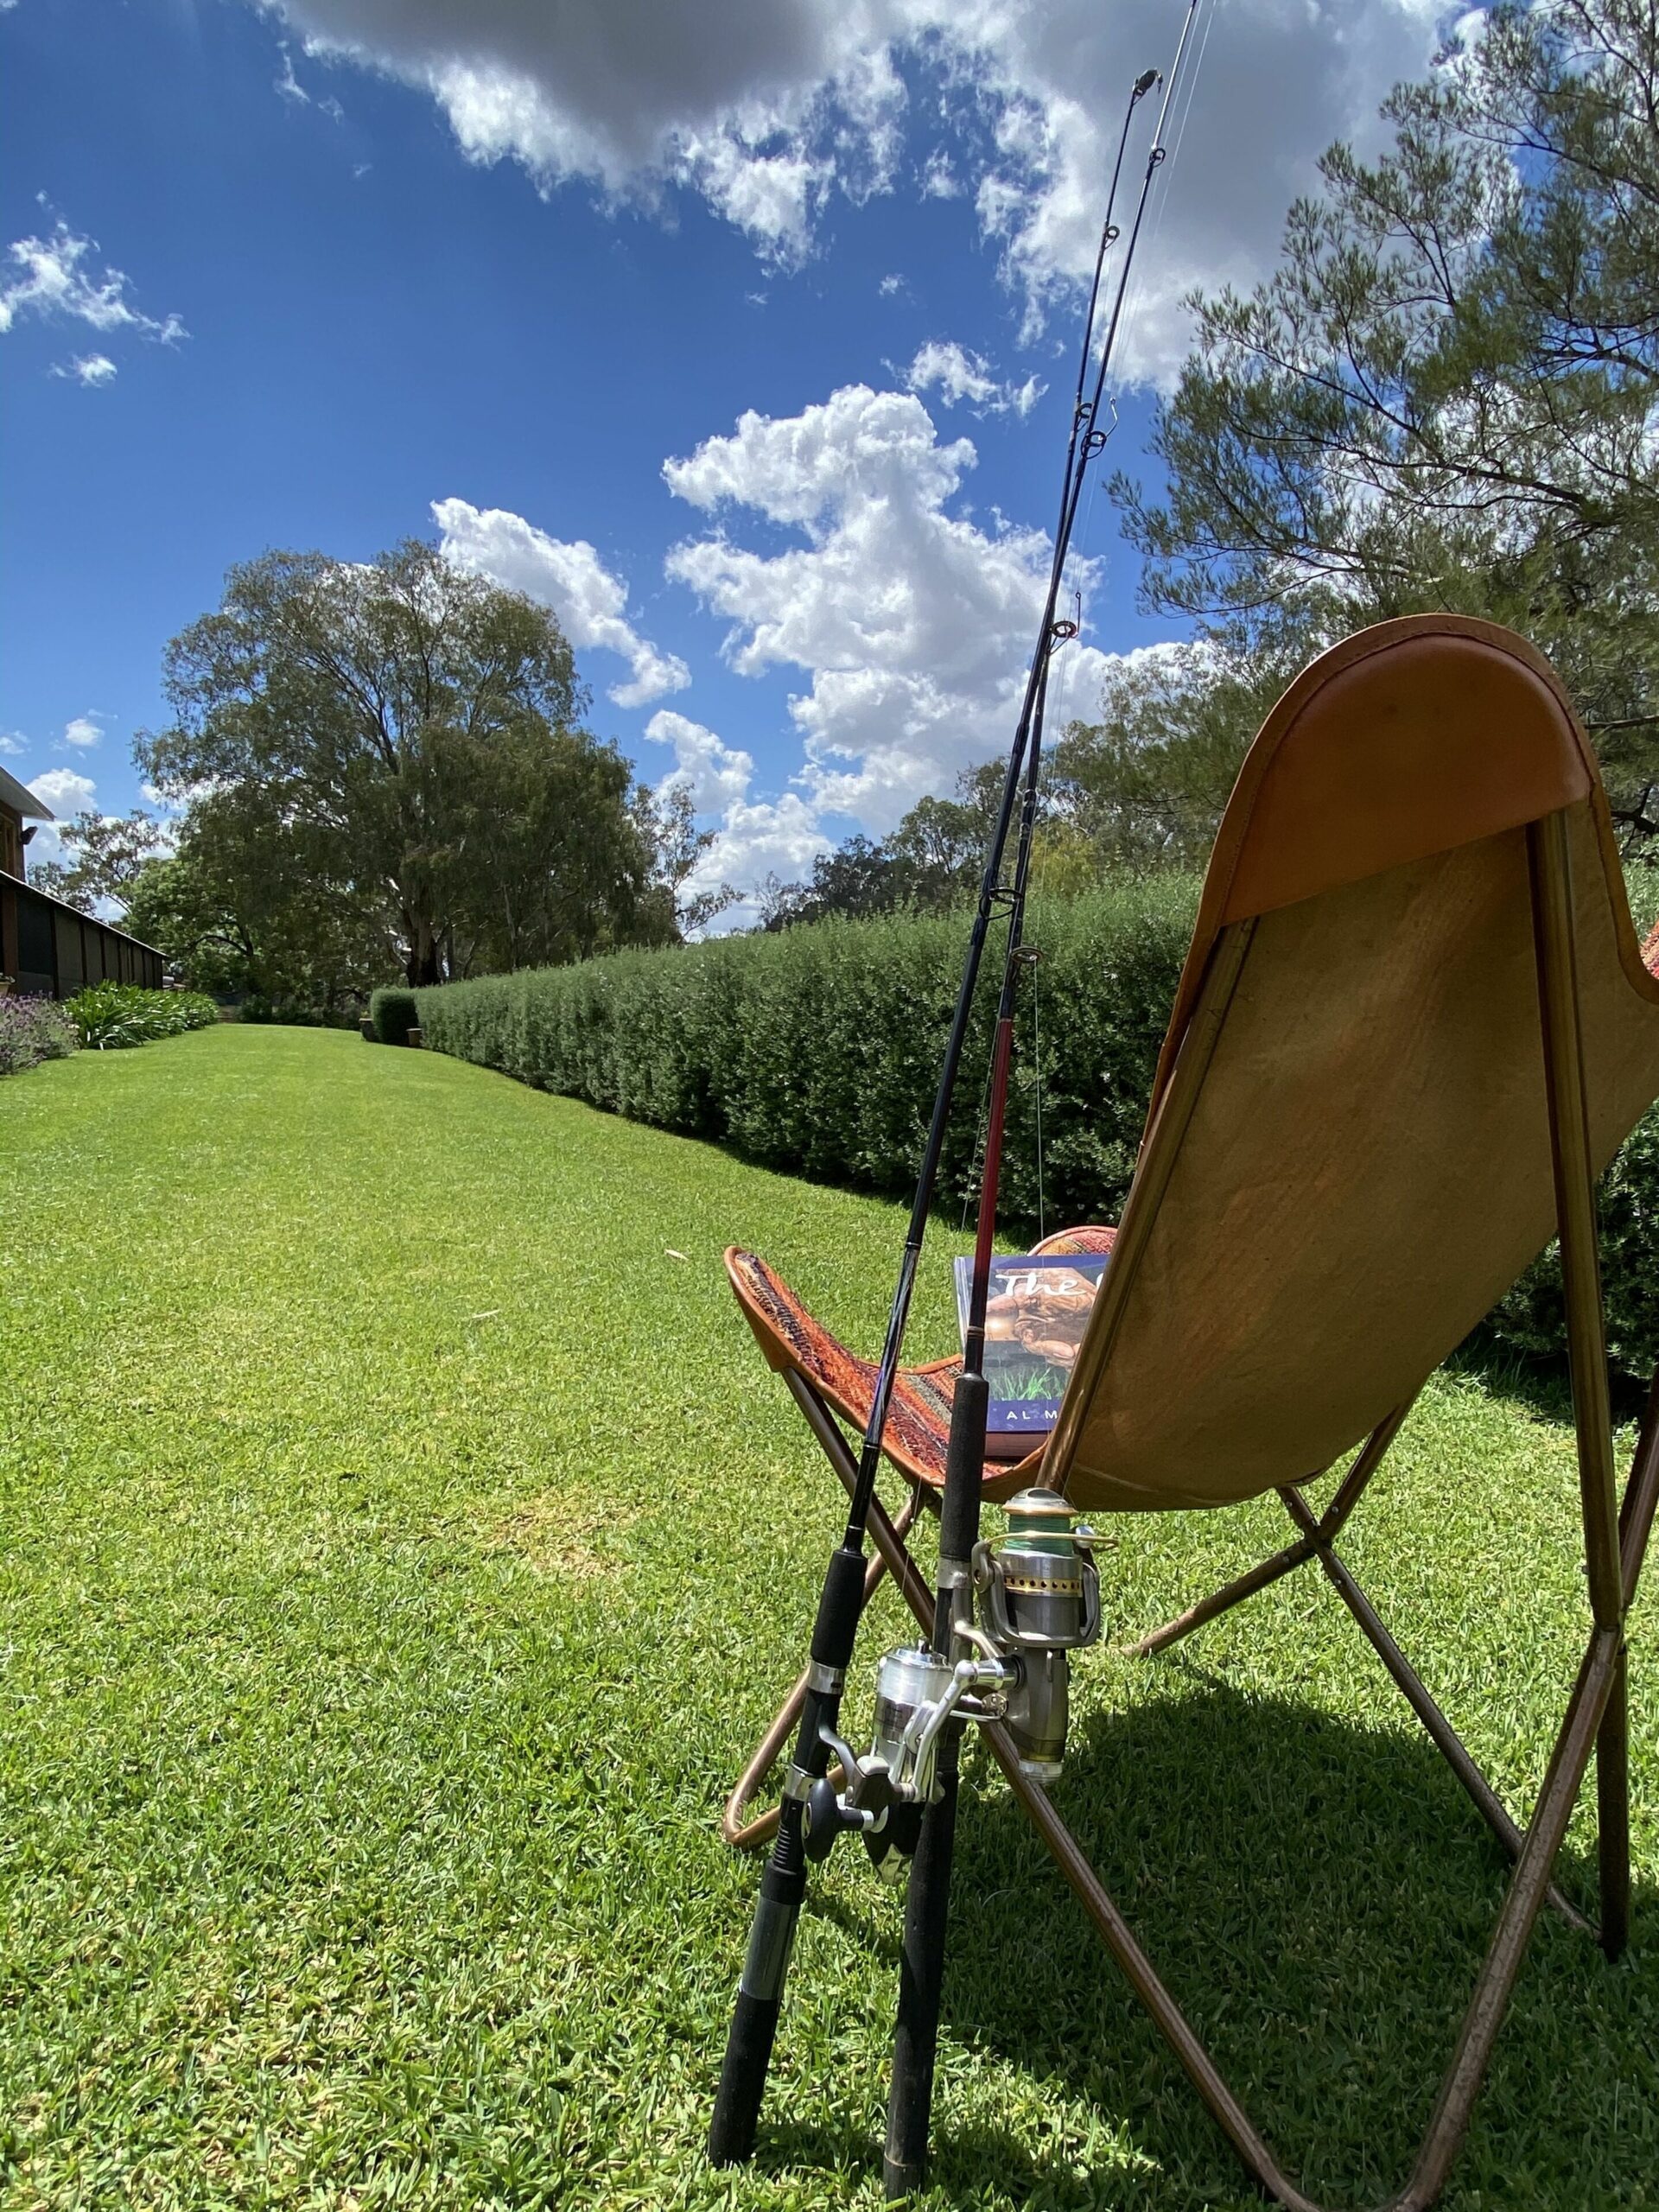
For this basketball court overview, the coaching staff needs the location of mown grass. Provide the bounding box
[0,1025,1654,2210]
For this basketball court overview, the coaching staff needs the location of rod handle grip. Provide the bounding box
[938,1370,989,1573]
[708,1986,782,2165]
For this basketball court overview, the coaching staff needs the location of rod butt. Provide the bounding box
[709,1984,783,2165]
[884,1737,961,2194]
[709,1839,804,2164]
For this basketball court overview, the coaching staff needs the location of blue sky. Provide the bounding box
[2,0,1449,917]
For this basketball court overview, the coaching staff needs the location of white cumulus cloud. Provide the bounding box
[643,709,754,812]
[640,709,832,931]
[60,714,103,749]
[248,0,1447,376]
[431,497,690,708]
[23,767,97,861]
[26,767,96,813]
[255,0,906,262]
[661,381,1121,893]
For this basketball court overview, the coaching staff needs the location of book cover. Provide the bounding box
[953,1251,1110,1457]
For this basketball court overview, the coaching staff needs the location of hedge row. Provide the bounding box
[417,880,1659,1383]
[418,880,1197,1238]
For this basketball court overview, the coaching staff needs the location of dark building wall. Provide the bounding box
[0,873,164,997]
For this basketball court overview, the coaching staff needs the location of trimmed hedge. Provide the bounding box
[418,880,1198,1236]
[417,880,1659,1383]
[370,987,421,1046]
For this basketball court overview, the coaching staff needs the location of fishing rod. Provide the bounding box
[885,16,1201,2190]
[708,3,1203,2175]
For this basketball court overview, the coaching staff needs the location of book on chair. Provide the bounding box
[953,1252,1110,1458]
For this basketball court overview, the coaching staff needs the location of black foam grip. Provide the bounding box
[884,1731,962,2196]
[709,1539,864,2167]
[709,1986,782,2165]
[812,1541,868,1668]
[938,1371,988,1570]
[709,1823,805,2163]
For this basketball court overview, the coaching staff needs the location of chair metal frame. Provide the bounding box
[719,809,1659,2212]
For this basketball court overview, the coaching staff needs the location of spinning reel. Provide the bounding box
[803,1491,1102,1874]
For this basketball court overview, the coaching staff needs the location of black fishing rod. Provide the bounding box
[886,16,1201,2190]
[709,6,1201,2171]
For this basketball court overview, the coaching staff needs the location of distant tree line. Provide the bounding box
[764,0,1659,928]
[38,541,727,1019]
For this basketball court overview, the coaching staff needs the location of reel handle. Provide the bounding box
[803,1775,862,1861]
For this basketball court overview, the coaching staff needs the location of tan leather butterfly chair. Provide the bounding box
[718,615,1659,2211]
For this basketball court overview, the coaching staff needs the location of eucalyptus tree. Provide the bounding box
[140,539,670,986]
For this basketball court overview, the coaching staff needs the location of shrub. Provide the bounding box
[419,880,1659,1385]
[0,993,79,1077]
[66,984,219,1050]
[1490,1109,1659,1384]
[370,986,421,1046]
[420,880,1198,1230]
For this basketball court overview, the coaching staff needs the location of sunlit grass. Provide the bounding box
[0,1026,1652,2209]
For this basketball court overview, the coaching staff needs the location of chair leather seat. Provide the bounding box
[725,1226,1117,1499]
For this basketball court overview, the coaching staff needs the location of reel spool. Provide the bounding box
[801,1491,1103,1867]
[973,1490,1102,1782]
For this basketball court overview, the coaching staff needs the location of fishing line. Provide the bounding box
[709,10,1212,2178]
[1114,0,1217,391]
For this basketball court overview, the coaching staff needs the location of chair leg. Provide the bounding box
[996,1614,1624,2212]
[1124,1535,1316,1658]
[1600,1366,1659,1958]
[1397,1622,1623,2210]
[1126,1404,1410,1660]
[739,1367,1656,2205]
[1277,1484,1593,1938]
[721,1485,922,1851]
[1596,1644,1630,1961]
[721,1666,811,1852]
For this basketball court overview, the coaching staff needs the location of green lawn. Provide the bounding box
[1,1024,1653,2210]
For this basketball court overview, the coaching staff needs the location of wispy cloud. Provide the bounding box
[904,340,1044,417]
[0,219,186,356]
[50,353,118,388]
[920,147,960,200]
[276,42,312,103]
[276,41,345,118]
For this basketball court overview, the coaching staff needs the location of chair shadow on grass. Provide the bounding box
[761,1675,1658,2210]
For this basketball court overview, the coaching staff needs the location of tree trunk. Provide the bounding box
[404,907,442,988]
